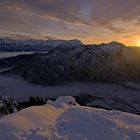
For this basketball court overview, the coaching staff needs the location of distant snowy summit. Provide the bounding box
[99,41,125,52]
[0,37,84,51]
[0,37,127,52]
[0,96,140,140]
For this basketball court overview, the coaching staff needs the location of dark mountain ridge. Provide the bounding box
[0,41,140,85]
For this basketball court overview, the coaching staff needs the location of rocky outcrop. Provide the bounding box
[75,94,140,115]
[0,96,18,117]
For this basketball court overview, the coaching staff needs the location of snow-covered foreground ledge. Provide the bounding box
[0,96,140,140]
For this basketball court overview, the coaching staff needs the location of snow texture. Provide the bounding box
[0,96,140,140]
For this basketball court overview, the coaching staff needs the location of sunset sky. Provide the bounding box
[0,0,140,46]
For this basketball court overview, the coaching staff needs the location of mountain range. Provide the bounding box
[0,39,140,85]
[0,38,140,116]
[0,37,83,52]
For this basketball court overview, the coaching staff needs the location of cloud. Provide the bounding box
[0,0,140,44]
[4,0,139,31]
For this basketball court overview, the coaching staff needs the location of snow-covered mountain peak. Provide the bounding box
[0,37,84,52]
[99,41,126,53]
[44,39,83,47]
[107,41,125,46]
[100,41,125,48]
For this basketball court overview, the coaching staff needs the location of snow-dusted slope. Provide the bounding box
[0,96,140,140]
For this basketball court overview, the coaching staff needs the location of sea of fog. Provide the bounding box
[0,52,34,58]
[0,52,140,101]
[0,75,140,101]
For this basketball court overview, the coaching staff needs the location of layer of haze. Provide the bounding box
[0,76,140,101]
[0,0,140,46]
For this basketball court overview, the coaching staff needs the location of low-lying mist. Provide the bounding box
[0,75,140,102]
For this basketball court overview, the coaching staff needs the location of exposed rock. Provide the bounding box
[0,96,18,117]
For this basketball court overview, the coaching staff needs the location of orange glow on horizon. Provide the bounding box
[136,40,140,47]
[82,36,140,47]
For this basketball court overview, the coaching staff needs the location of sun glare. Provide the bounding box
[136,40,140,47]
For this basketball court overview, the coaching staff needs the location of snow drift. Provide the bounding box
[0,96,140,140]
